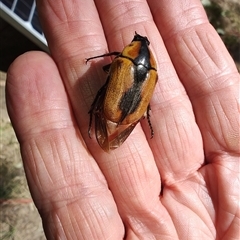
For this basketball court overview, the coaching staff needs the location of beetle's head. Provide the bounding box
[132,31,150,46]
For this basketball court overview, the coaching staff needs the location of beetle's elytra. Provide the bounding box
[86,32,158,152]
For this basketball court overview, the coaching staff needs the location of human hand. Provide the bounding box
[6,0,239,239]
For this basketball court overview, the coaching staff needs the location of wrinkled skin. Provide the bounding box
[6,0,239,239]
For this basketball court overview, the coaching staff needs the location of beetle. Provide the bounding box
[86,32,158,152]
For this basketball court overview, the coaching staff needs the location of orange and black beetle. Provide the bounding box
[86,32,158,152]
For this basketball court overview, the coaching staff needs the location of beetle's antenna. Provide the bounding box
[85,52,121,64]
[88,111,93,138]
[147,105,154,138]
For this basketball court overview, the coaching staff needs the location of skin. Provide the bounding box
[5,0,239,239]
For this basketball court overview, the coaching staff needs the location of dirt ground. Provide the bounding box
[0,0,239,239]
[0,71,46,239]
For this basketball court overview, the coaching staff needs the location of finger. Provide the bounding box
[37,0,108,144]
[6,51,124,239]
[123,0,208,182]
[150,0,240,238]
[150,0,239,156]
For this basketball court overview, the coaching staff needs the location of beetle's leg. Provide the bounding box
[88,100,97,139]
[85,52,121,63]
[88,78,109,138]
[147,105,154,138]
[102,63,111,73]
[88,91,103,138]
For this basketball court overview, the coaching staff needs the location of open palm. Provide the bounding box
[6,0,239,239]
